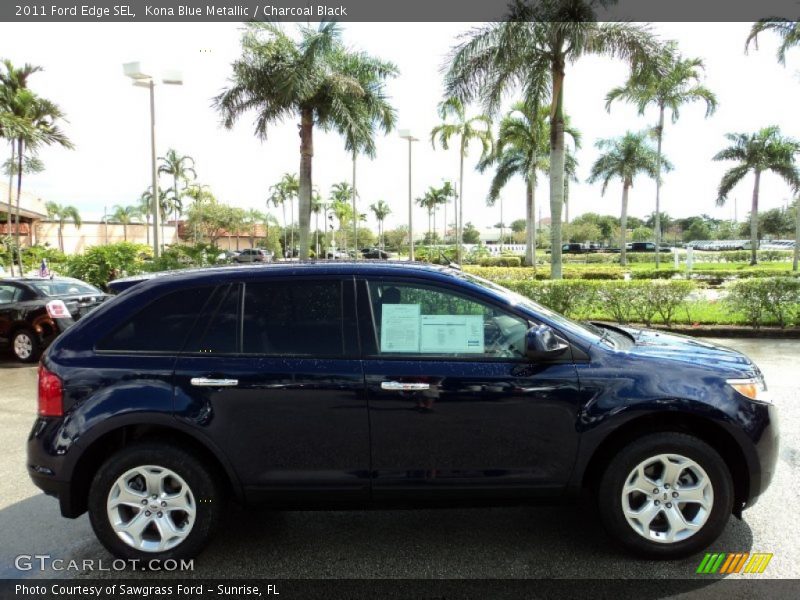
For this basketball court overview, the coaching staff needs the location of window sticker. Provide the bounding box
[380,304,421,352]
[419,314,484,354]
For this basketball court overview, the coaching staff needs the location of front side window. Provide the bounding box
[243,280,344,356]
[367,281,528,359]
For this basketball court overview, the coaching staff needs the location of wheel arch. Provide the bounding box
[580,411,750,513]
[65,422,243,518]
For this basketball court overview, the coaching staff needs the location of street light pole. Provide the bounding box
[399,130,418,261]
[149,80,160,257]
[123,62,182,258]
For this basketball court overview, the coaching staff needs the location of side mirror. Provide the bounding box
[525,324,570,361]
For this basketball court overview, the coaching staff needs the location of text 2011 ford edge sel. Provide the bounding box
[27,262,778,561]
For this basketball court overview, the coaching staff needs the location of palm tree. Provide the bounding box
[110,204,140,242]
[370,200,392,250]
[430,97,493,263]
[713,126,800,265]
[330,197,353,253]
[158,148,196,229]
[606,42,717,267]
[269,173,299,257]
[445,1,661,278]
[587,131,671,266]
[478,102,580,267]
[137,189,153,245]
[746,19,800,64]
[45,201,81,252]
[1,61,73,272]
[215,22,398,260]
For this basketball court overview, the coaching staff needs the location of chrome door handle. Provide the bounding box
[190,377,238,387]
[381,381,430,391]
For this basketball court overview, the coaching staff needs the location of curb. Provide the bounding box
[598,322,800,338]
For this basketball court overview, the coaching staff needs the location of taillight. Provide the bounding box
[38,364,63,417]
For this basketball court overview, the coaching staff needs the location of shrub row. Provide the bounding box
[503,279,696,326]
[725,277,800,328]
[464,265,626,281]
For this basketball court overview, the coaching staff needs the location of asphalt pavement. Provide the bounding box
[0,339,797,584]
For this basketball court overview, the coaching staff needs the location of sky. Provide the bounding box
[0,21,799,233]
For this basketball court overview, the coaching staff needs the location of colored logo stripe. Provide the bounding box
[697,552,772,574]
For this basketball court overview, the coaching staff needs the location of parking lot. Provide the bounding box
[0,339,797,582]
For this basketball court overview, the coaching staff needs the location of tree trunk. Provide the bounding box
[525,174,536,269]
[457,138,465,264]
[793,197,799,272]
[750,170,761,266]
[15,138,25,274]
[549,62,566,280]
[298,108,313,260]
[282,202,287,257]
[654,105,665,269]
[6,141,16,276]
[352,151,358,258]
[145,213,150,245]
[58,223,63,253]
[123,223,127,242]
[620,181,630,267]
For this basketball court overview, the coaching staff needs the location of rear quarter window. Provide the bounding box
[96,286,213,352]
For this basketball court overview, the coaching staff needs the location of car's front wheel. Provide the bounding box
[88,442,222,561]
[598,432,734,558]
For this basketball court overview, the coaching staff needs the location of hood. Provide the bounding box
[612,325,760,378]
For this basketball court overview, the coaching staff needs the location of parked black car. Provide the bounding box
[0,276,108,362]
[29,263,777,561]
[361,247,390,259]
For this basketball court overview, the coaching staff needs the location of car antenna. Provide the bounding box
[439,249,461,271]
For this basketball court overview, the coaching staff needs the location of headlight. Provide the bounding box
[727,377,771,403]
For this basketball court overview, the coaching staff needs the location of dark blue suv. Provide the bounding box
[28,262,778,561]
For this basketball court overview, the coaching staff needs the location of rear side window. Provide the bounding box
[243,280,344,356]
[96,286,212,352]
[183,284,240,354]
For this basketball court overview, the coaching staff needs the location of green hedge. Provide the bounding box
[725,277,800,328]
[502,279,696,325]
[64,242,152,290]
[478,256,522,267]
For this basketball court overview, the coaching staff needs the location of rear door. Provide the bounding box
[172,276,369,506]
[357,277,582,504]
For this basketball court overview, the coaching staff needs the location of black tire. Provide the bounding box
[12,328,40,363]
[88,442,223,562]
[598,432,734,559]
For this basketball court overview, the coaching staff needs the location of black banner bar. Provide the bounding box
[1,579,799,600]
[1,0,799,23]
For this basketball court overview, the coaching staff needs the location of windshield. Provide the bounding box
[455,271,609,345]
[30,280,101,297]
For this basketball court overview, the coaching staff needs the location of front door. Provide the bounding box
[357,277,582,504]
[173,277,369,506]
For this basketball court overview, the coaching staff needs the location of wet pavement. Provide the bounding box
[0,339,797,581]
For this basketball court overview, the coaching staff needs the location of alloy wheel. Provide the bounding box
[13,333,33,360]
[107,465,196,553]
[621,453,713,544]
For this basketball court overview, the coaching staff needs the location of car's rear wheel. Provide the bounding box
[598,432,733,558]
[88,442,222,561]
[12,328,40,362]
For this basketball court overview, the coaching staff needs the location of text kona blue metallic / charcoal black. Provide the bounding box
[27,262,778,560]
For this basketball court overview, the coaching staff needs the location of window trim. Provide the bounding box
[359,276,534,363]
